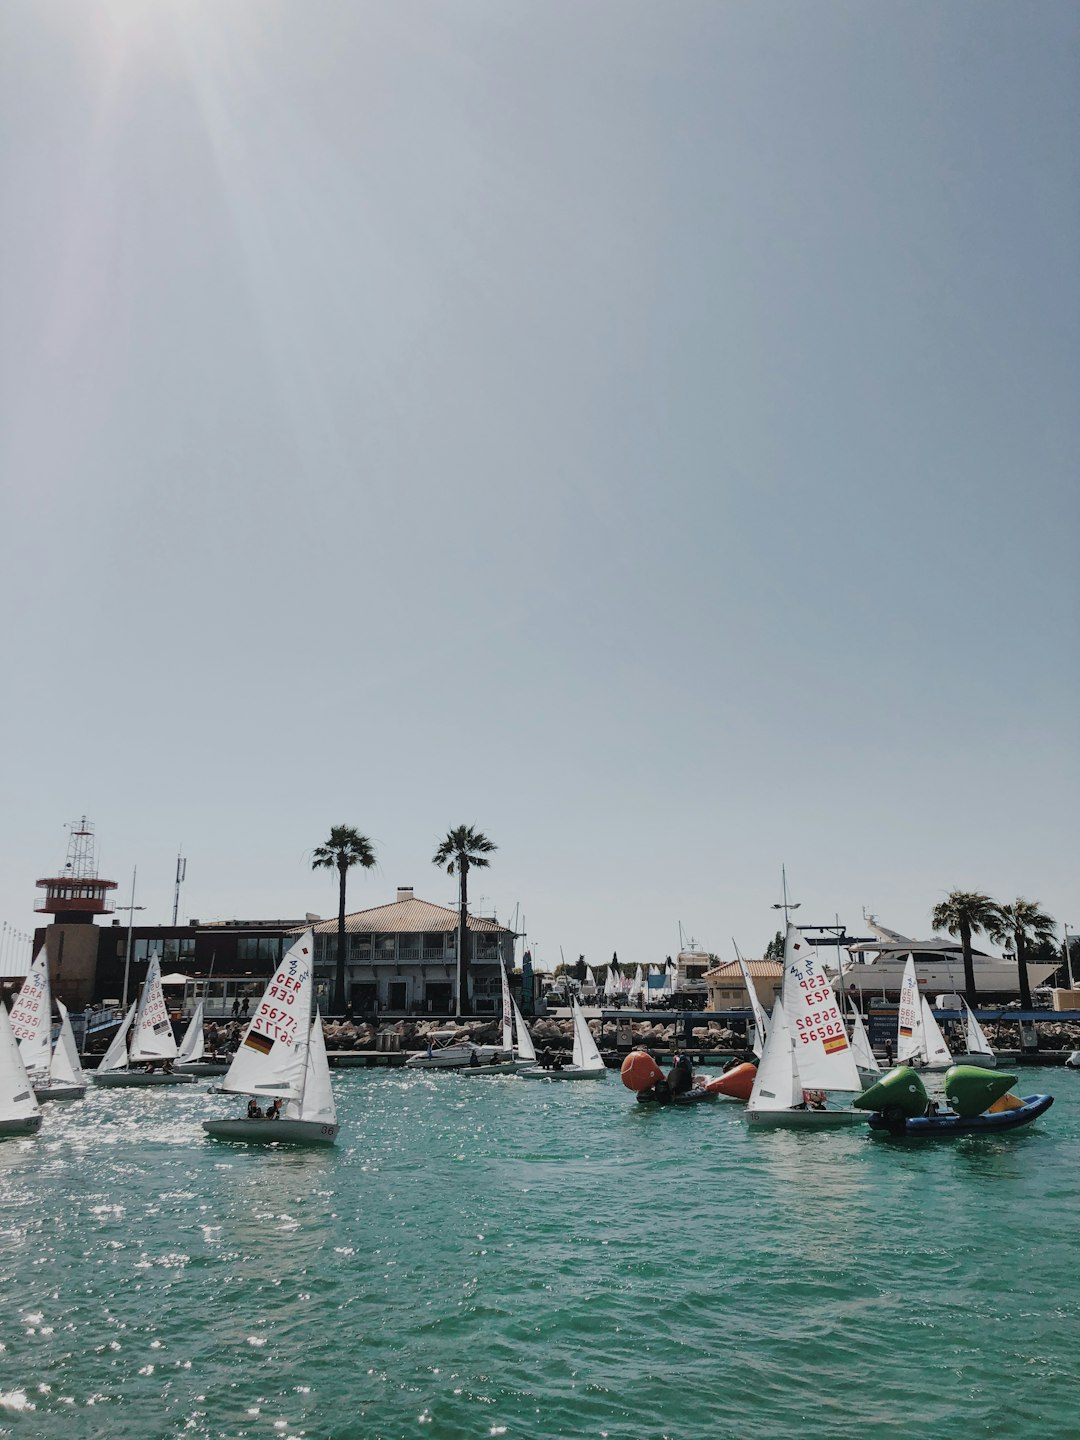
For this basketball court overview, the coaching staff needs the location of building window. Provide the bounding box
[374,934,396,962]
[237,936,283,966]
[349,935,372,962]
[398,936,420,962]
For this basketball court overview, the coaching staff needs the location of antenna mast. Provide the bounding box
[172,851,187,926]
[771,865,801,927]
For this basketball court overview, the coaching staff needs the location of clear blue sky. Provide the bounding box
[1,1,1077,971]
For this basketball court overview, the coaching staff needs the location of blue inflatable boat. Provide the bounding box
[868,1093,1054,1137]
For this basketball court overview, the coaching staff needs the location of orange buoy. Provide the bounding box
[703,1063,757,1102]
[620,1051,665,1092]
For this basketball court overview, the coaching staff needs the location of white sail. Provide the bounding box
[511,995,536,1064]
[585,965,596,988]
[896,955,922,1065]
[0,1000,41,1127]
[962,1000,994,1060]
[177,1002,206,1063]
[9,949,52,1075]
[97,1004,137,1073]
[735,952,769,1057]
[848,1006,880,1076]
[297,1011,336,1125]
[781,924,861,1092]
[500,963,513,1052]
[219,931,313,1101]
[570,999,603,1072]
[920,996,953,1068]
[129,954,179,1062]
[748,999,802,1111]
[50,1002,87,1088]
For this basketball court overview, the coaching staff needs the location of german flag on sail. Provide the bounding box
[244,1030,274,1056]
[898,1025,913,1038]
[822,1034,849,1055]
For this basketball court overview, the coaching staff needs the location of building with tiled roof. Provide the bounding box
[297,887,517,1016]
[703,958,783,1013]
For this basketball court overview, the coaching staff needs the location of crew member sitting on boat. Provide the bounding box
[267,1098,282,1120]
[668,1053,694,1098]
[247,1099,263,1120]
[468,1050,480,1068]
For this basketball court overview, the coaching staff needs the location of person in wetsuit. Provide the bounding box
[668,1052,694,1098]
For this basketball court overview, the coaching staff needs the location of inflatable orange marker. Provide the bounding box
[620,1051,665,1092]
[703,1063,756,1102]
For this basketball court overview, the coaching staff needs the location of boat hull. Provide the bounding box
[636,1085,717,1107]
[175,1061,230,1076]
[0,1115,43,1137]
[405,1045,504,1070]
[94,1071,197,1087]
[519,1065,606,1081]
[460,1060,519,1076]
[34,1083,86,1102]
[952,1052,998,1069]
[869,1094,1053,1136]
[746,1107,866,1128]
[202,1118,339,1145]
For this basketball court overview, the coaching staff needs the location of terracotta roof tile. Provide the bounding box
[703,959,782,980]
[293,895,514,937]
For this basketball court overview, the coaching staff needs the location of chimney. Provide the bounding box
[397,886,414,904]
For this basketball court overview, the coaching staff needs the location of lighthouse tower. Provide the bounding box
[33,818,118,1007]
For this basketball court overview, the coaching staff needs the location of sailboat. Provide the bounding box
[733,945,769,1058]
[0,994,43,1137]
[94,954,195,1086]
[520,997,606,1080]
[174,1001,229,1077]
[848,1004,881,1089]
[9,950,87,1100]
[954,1000,997,1069]
[897,955,953,1072]
[203,930,339,1144]
[462,962,523,1076]
[746,924,865,1127]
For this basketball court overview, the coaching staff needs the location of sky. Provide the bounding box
[1,0,1077,974]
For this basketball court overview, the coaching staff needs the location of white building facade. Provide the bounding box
[305,887,517,1015]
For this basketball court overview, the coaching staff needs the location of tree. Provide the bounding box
[988,898,1057,1010]
[573,955,588,983]
[312,826,377,1014]
[432,825,496,1018]
[930,891,998,1007]
[763,931,784,964]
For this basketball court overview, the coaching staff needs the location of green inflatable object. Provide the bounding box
[853,1066,928,1116]
[944,1066,1018,1119]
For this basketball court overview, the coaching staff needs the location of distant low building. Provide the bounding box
[301,887,517,1015]
[704,959,782,1013]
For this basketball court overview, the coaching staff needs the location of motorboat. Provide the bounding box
[405,1030,505,1070]
[826,916,1056,1001]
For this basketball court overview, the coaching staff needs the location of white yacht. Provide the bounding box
[823,917,1056,1001]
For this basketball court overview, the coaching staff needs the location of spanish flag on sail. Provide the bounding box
[822,1033,849,1055]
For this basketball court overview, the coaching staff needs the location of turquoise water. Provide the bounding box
[0,1069,1077,1440]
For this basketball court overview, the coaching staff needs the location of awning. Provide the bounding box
[159,972,193,985]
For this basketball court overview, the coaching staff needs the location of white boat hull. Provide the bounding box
[1067,1052,1080,1069]
[94,1071,197,1087]
[34,1083,86,1102]
[830,957,1055,999]
[202,1118,339,1145]
[0,1115,43,1137]
[857,1067,881,1089]
[746,1107,866,1128]
[405,1045,504,1070]
[460,1060,519,1076]
[518,1065,607,1081]
[952,1052,998,1069]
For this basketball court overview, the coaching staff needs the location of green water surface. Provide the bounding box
[0,1068,1076,1439]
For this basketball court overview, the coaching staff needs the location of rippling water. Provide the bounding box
[0,1068,1076,1439]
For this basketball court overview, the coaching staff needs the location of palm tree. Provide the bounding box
[432,825,496,1018]
[930,891,998,1007]
[312,826,377,1014]
[988,898,1057,1011]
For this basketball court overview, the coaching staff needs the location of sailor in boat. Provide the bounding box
[267,1098,282,1120]
[669,1053,694,1098]
[246,1098,263,1120]
[468,1049,480,1068]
